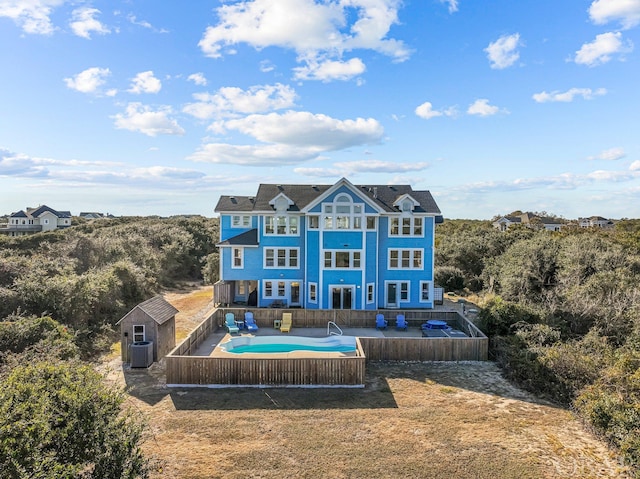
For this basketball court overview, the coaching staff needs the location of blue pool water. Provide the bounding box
[221,335,357,354]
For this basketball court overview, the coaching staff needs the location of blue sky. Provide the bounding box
[1,0,639,219]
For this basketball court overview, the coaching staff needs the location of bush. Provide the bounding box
[434,265,465,291]
[0,361,149,478]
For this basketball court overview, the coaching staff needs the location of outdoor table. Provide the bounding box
[423,319,448,329]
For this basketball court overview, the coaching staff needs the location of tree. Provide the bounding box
[0,361,149,478]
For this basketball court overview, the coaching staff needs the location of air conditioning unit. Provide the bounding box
[130,341,154,368]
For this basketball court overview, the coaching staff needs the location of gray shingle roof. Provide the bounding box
[217,229,258,246]
[136,295,179,325]
[215,182,441,214]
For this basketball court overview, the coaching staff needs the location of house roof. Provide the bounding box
[117,295,179,326]
[26,205,71,218]
[10,210,28,218]
[217,228,259,247]
[215,181,441,215]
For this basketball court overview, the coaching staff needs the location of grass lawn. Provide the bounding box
[99,287,628,479]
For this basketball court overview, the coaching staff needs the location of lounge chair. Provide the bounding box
[225,313,240,334]
[281,312,292,333]
[375,314,387,330]
[244,312,259,332]
[395,314,408,331]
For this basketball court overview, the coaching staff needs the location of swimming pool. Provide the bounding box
[221,335,357,354]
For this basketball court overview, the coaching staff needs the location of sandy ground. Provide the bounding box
[97,286,630,479]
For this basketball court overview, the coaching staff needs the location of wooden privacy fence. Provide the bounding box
[165,307,487,386]
[166,339,366,387]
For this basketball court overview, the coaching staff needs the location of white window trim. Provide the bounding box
[232,247,244,269]
[309,282,318,303]
[366,283,375,304]
[264,215,300,236]
[389,215,424,237]
[400,281,410,302]
[321,194,365,231]
[323,250,362,269]
[263,247,300,269]
[133,324,145,342]
[419,281,432,303]
[232,215,251,227]
[388,248,423,270]
[263,280,273,298]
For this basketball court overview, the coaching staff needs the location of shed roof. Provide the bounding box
[117,295,178,325]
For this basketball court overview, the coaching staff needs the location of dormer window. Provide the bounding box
[402,200,413,212]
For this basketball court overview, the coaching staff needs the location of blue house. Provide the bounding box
[214,178,442,310]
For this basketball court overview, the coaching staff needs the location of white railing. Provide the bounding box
[327,321,343,336]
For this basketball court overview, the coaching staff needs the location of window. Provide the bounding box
[264,281,273,297]
[308,215,319,229]
[232,215,251,227]
[309,283,317,303]
[400,282,409,301]
[264,248,299,268]
[133,325,145,342]
[321,194,364,230]
[323,251,363,269]
[232,247,243,268]
[237,281,246,295]
[265,215,299,235]
[366,216,376,230]
[278,281,286,296]
[367,283,375,304]
[389,249,423,269]
[390,216,423,236]
[420,281,431,302]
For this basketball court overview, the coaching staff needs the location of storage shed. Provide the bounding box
[117,295,178,364]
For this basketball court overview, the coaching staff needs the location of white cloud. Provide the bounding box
[189,111,384,165]
[183,83,297,120]
[484,33,521,69]
[589,0,640,29]
[415,102,442,119]
[198,0,410,81]
[467,99,500,116]
[333,159,430,173]
[69,7,110,39]
[128,71,162,94]
[64,67,111,94]
[187,73,208,86]
[440,0,459,14]
[630,160,640,171]
[0,0,65,35]
[293,57,366,82]
[574,31,633,66]
[415,101,458,120]
[532,87,607,103]
[188,143,322,165]
[112,103,185,137]
[221,111,384,150]
[588,147,626,161]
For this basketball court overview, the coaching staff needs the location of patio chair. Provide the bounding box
[244,311,259,332]
[375,314,388,330]
[281,312,292,333]
[225,313,240,334]
[395,314,408,331]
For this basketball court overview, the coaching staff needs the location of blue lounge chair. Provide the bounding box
[244,312,259,332]
[225,313,239,334]
[395,314,408,331]
[375,314,388,330]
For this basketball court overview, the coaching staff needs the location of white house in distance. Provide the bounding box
[578,216,614,229]
[0,205,72,237]
[493,212,566,232]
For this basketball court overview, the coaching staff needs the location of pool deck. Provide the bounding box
[192,325,450,357]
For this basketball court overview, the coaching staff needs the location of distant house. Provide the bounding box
[116,295,178,364]
[0,205,72,237]
[493,212,566,232]
[214,177,443,310]
[578,216,614,229]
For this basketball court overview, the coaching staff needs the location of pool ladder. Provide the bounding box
[327,321,343,336]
